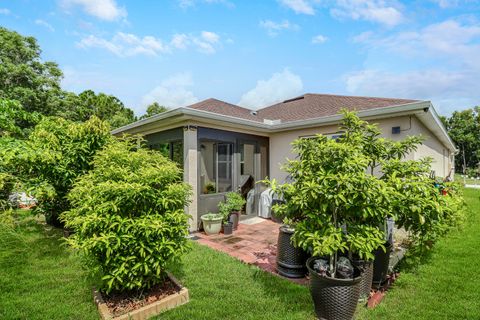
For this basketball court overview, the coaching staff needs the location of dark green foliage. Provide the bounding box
[443,107,480,173]
[62,138,192,293]
[3,116,112,225]
[64,90,136,129]
[0,100,40,138]
[0,27,136,129]
[139,102,169,120]
[0,27,64,118]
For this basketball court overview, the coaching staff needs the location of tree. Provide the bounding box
[71,90,137,128]
[444,107,480,174]
[0,99,40,137]
[140,102,169,120]
[0,27,64,117]
[0,27,136,129]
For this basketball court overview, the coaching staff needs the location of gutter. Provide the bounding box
[112,100,456,151]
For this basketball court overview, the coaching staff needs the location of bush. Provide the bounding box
[62,138,192,293]
[0,172,14,211]
[3,116,112,226]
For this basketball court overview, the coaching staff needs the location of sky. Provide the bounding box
[1,0,480,116]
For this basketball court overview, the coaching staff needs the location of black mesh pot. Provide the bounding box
[223,222,233,235]
[353,259,373,300]
[372,242,393,288]
[276,225,308,278]
[228,211,240,230]
[307,256,361,320]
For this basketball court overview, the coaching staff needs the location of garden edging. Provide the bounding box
[93,273,189,320]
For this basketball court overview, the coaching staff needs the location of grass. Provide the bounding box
[0,211,98,320]
[0,210,314,320]
[356,187,480,320]
[455,173,480,186]
[1,188,479,320]
[162,244,314,320]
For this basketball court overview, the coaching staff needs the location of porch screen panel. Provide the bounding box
[216,143,233,193]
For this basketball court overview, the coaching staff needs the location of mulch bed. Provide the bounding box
[103,278,180,317]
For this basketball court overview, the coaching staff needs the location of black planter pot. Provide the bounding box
[276,225,308,278]
[223,222,233,235]
[372,242,393,288]
[307,256,362,320]
[353,259,374,300]
[228,211,240,230]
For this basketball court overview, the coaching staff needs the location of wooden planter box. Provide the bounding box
[93,274,189,320]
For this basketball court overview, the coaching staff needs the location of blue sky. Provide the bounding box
[1,0,479,116]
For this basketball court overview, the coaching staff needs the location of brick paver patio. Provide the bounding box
[192,217,308,285]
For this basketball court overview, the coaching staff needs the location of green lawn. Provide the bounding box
[356,187,480,320]
[0,211,98,320]
[1,188,479,320]
[455,174,480,186]
[0,211,313,320]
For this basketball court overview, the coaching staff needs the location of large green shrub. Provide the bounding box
[61,138,192,293]
[269,110,465,274]
[269,112,395,276]
[382,158,466,259]
[3,116,112,226]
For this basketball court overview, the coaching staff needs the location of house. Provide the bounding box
[113,93,456,231]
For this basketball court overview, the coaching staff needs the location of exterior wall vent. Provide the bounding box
[392,126,401,134]
[250,111,258,116]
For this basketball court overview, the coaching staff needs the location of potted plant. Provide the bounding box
[200,213,223,235]
[269,111,394,319]
[219,192,245,230]
[223,221,233,235]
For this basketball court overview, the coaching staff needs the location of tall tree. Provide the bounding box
[0,27,64,116]
[140,102,169,120]
[72,90,136,128]
[444,107,480,174]
[0,27,136,129]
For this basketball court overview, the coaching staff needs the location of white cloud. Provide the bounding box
[331,0,404,27]
[201,31,220,43]
[312,34,328,44]
[279,0,315,15]
[354,20,480,69]
[344,69,479,113]
[238,69,304,109]
[34,19,55,32]
[171,33,190,49]
[346,20,480,113]
[259,20,300,36]
[178,0,234,8]
[0,8,11,15]
[60,0,127,21]
[431,0,460,8]
[77,32,169,57]
[141,73,199,110]
[78,31,222,57]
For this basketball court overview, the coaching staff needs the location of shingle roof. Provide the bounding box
[256,94,420,122]
[185,94,421,123]
[186,98,262,122]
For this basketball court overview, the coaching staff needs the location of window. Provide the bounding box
[216,143,233,193]
[149,141,183,166]
[199,141,233,194]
